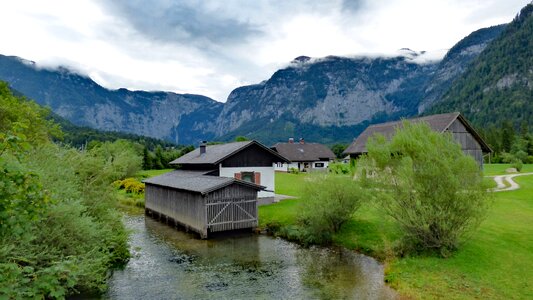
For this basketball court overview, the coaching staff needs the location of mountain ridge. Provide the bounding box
[428,3,533,130]
[0,54,223,145]
[0,18,512,145]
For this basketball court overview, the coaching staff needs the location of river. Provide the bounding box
[105,213,396,300]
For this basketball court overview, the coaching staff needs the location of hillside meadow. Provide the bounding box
[259,165,533,299]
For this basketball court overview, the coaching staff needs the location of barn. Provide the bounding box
[144,140,289,238]
[343,112,492,166]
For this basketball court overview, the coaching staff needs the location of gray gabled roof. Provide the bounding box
[343,112,491,155]
[271,142,336,162]
[170,140,289,165]
[143,170,265,195]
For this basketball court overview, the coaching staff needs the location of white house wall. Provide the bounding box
[219,166,275,198]
[273,162,299,172]
[273,161,330,172]
[312,161,329,169]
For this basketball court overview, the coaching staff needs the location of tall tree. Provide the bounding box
[501,121,515,152]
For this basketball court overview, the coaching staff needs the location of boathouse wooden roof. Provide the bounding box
[271,142,336,162]
[143,170,265,195]
[343,112,491,155]
[170,140,290,165]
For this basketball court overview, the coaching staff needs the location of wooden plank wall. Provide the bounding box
[145,184,206,235]
[206,184,258,233]
[449,119,484,166]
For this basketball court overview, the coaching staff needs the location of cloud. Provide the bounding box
[100,0,263,46]
[0,0,529,102]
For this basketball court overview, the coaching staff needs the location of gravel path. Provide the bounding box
[490,173,533,192]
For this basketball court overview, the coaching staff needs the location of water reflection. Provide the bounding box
[105,215,396,300]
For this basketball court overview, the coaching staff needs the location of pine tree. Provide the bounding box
[501,121,515,152]
[154,146,164,169]
[142,146,152,170]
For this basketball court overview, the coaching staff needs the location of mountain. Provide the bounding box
[428,4,533,129]
[216,54,438,144]
[0,15,513,145]
[418,24,506,113]
[0,55,223,145]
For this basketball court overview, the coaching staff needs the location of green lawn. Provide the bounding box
[260,170,533,299]
[483,163,533,176]
[135,168,174,179]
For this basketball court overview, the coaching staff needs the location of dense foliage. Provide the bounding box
[480,120,533,165]
[330,143,348,159]
[358,122,491,256]
[0,82,137,298]
[430,4,533,131]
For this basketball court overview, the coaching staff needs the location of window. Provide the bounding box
[315,163,324,168]
[276,162,283,167]
[241,172,255,183]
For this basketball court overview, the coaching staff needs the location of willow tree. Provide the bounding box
[358,121,491,257]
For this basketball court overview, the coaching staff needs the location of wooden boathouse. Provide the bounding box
[343,112,492,166]
[144,140,289,238]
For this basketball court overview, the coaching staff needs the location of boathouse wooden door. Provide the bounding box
[205,185,258,233]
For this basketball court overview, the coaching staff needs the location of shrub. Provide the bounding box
[511,159,523,172]
[359,121,491,257]
[289,167,299,174]
[297,173,366,244]
[114,178,145,194]
[328,162,351,174]
[0,85,133,298]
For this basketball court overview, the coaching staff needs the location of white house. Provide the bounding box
[170,141,289,198]
[271,138,336,172]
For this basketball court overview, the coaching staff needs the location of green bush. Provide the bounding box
[511,159,523,172]
[359,121,491,257]
[289,167,299,174]
[328,162,351,174]
[297,173,366,244]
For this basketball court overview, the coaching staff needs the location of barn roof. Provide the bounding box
[143,170,265,195]
[271,142,336,162]
[170,140,289,165]
[343,112,491,154]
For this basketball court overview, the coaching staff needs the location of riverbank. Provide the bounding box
[259,165,533,299]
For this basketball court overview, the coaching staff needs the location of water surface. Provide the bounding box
[106,215,396,300]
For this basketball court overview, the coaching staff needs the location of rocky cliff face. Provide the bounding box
[216,54,438,142]
[0,55,223,145]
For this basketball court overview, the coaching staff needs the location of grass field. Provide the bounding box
[259,165,533,299]
[135,169,174,179]
[483,163,533,176]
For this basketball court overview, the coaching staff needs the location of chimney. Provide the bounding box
[299,138,305,144]
[200,141,207,155]
[288,138,294,144]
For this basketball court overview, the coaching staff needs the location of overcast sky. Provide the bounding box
[0,0,529,101]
